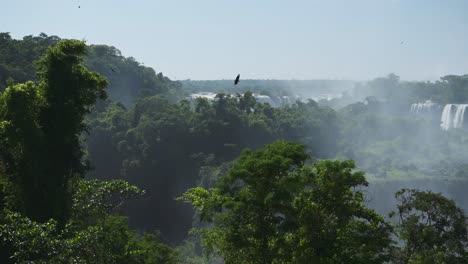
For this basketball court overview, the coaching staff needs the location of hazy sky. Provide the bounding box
[2,0,468,81]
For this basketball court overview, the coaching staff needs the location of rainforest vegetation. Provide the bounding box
[0,33,466,263]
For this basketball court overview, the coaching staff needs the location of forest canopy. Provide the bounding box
[0,33,466,263]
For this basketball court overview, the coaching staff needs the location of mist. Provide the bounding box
[180,75,468,216]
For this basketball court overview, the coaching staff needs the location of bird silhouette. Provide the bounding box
[234,74,240,85]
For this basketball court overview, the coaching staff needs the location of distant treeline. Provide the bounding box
[181,79,355,98]
[0,32,181,107]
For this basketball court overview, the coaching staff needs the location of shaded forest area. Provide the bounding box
[0,33,467,263]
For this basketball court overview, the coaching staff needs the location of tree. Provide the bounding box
[0,40,110,261]
[0,33,181,104]
[37,39,108,223]
[179,141,394,263]
[391,189,468,264]
[291,160,394,263]
[0,81,45,214]
[179,141,308,263]
[0,40,180,262]
[0,32,60,91]
[0,179,177,264]
[440,74,468,103]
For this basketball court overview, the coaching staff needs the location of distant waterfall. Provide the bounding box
[454,104,468,128]
[441,105,453,130]
[410,100,436,113]
[440,104,468,130]
[188,92,294,107]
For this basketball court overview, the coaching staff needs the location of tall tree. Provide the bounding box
[392,189,468,264]
[180,141,309,263]
[36,39,107,224]
[291,160,394,263]
[179,141,394,263]
[0,40,107,224]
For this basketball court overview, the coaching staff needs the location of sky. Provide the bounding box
[2,0,468,81]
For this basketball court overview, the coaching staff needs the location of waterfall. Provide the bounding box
[441,104,453,130]
[410,100,436,113]
[453,104,468,128]
[188,92,291,107]
[440,104,468,130]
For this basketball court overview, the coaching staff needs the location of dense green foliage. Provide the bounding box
[392,189,467,263]
[0,39,176,263]
[85,92,338,241]
[0,32,181,106]
[0,33,60,90]
[0,34,466,263]
[180,142,467,263]
[85,45,182,106]
[0,181,176,263]
[0,39,107,224]
[85,73,468,247]
[180,141,394,263]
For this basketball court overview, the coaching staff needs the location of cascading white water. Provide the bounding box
[410,100,436,113]
[441,104,453,130]
[440,104,468,130]
[453,104,468,128]
[188,92,294,107]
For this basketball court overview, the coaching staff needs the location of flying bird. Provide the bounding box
[234,74,240,85]
[400,41,404,45]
